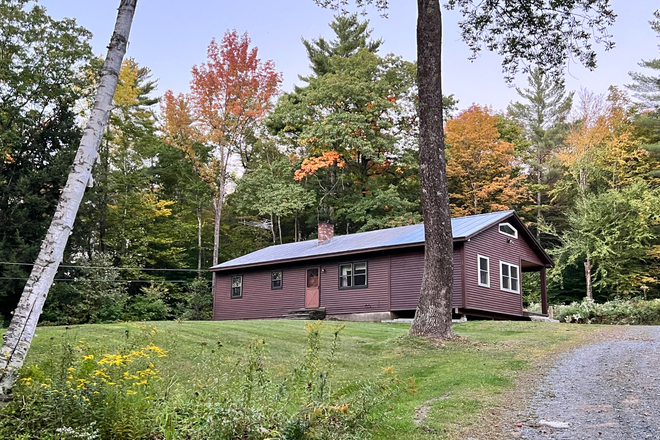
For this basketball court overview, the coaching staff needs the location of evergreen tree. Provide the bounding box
[628,11,660,177]
[628,11,660,111]
[507,69,573,238]
[302,13,383,77]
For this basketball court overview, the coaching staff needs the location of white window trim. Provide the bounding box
[498,222,518,239]
[477,255,490,287]
[499,261,520,294]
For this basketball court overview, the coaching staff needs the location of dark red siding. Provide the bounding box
[463,224,544,316]
[214,266,306,320]
[319,255,390,315]
[213,218,549,320]
[389,246,463,311]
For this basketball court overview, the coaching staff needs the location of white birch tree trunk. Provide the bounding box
[0,0,138,398]
[197,206,203,273]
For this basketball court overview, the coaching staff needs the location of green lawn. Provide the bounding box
[21,319,601,439]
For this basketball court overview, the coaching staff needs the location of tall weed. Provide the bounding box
[0,322,401,440]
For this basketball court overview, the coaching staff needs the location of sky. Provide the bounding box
[39,0,660,113]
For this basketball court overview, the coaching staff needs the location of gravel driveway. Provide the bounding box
[519,326,660,440]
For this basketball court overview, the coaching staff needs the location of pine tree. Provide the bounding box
[628,11,660,177]
[302,13,383,77]
[507,69,573,238]
[628,11,660,111]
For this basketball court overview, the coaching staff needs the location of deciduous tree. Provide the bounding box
[445,105,529,216]
[548,182,660,300]
[162,30,281,271]
[314,0,616,339]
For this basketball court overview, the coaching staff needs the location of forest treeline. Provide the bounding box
[1,1,660,324]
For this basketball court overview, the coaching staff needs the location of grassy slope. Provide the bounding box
[22,320,601,439]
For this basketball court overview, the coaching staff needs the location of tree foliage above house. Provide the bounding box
[7,5,660,325]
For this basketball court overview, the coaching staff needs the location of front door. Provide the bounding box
[305,267,320,309]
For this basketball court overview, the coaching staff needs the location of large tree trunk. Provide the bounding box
[409,0,454,339]
[99,132,110,253]
[0,0,138,397]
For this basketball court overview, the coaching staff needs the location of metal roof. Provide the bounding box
[212,210,516,271]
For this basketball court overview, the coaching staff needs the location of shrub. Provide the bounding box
[42,253,128,325]
[184,277,213,320]
[554,298,660,325]
[128,284,170,321]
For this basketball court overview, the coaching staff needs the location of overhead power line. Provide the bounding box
[0,262,208,272]
[0,277,210,283]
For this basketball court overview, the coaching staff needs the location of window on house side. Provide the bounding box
[478,255,490,287]
[271,271,283,290]
[231,275,243,298]
[498,222,518,239]
[500,262,519,293]
[339,262,367,289]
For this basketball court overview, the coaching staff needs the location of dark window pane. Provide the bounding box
[502,264,509,277]
[480,271,488,285]
[502,276,510,290]
[479,257,488,271]
[307,268,318,288]
[271,271,282,290]
[499,223,517,237]
[354,274,366,286]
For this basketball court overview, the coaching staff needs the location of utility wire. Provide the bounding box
[0,262,208,272]
[0,277,210,283]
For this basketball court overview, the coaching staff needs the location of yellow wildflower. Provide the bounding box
[126,390,138,395]
[83,354,94,361]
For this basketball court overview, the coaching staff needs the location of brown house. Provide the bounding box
[211,210,553,321]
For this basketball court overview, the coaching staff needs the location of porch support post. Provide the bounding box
[540,267,548,315]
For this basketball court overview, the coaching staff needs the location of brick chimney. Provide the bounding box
[318,221,334,243]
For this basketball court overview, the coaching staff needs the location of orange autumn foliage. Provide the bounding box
[445,105,529,216]
[189,30,281,148]
[294,151,345,181]
[161,30,282,191]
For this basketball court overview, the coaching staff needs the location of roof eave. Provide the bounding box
[210,240,434,272]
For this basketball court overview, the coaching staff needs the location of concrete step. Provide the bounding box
[284,308,326,320]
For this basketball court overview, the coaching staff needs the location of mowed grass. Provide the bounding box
[20,319,601,439]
